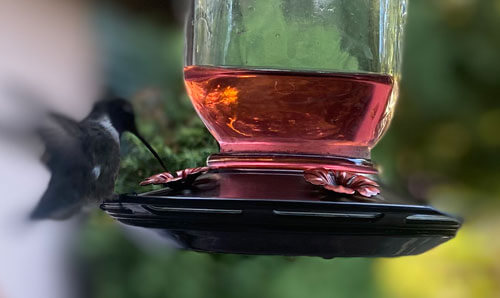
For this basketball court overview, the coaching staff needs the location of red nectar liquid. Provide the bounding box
[184,66,394,159]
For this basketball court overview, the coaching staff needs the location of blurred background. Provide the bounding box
[1,0,500,297]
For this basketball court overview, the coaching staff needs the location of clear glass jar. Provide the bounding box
[184,0,407,171]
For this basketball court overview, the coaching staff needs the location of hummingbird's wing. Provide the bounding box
[30,114,94,220]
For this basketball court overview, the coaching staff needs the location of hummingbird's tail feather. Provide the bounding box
[29,166,89,220]
[30,193,83,220]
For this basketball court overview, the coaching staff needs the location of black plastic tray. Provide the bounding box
[101,193,461,258]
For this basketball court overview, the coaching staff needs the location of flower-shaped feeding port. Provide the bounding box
[140,167,210,189]
[304,168,380,198]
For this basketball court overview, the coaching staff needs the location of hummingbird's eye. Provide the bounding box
[123,104,133,113]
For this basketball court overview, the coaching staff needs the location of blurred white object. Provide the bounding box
[0,0,100,297]
[0,0,100,129]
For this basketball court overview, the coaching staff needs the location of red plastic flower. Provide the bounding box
[304,168,380,198]
[140,167,210,186]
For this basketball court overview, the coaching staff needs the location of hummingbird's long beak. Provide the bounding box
[131,130,168,172]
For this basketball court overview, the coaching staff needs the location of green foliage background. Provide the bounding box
[80,1,500,297]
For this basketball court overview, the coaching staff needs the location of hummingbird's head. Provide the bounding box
[92,97,168,171]
[99,98,138,135]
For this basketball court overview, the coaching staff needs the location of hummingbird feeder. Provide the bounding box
[102,0,461,258]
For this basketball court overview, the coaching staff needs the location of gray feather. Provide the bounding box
[30,114,121,220]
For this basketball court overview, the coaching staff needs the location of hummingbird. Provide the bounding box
[30,97,167,220]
